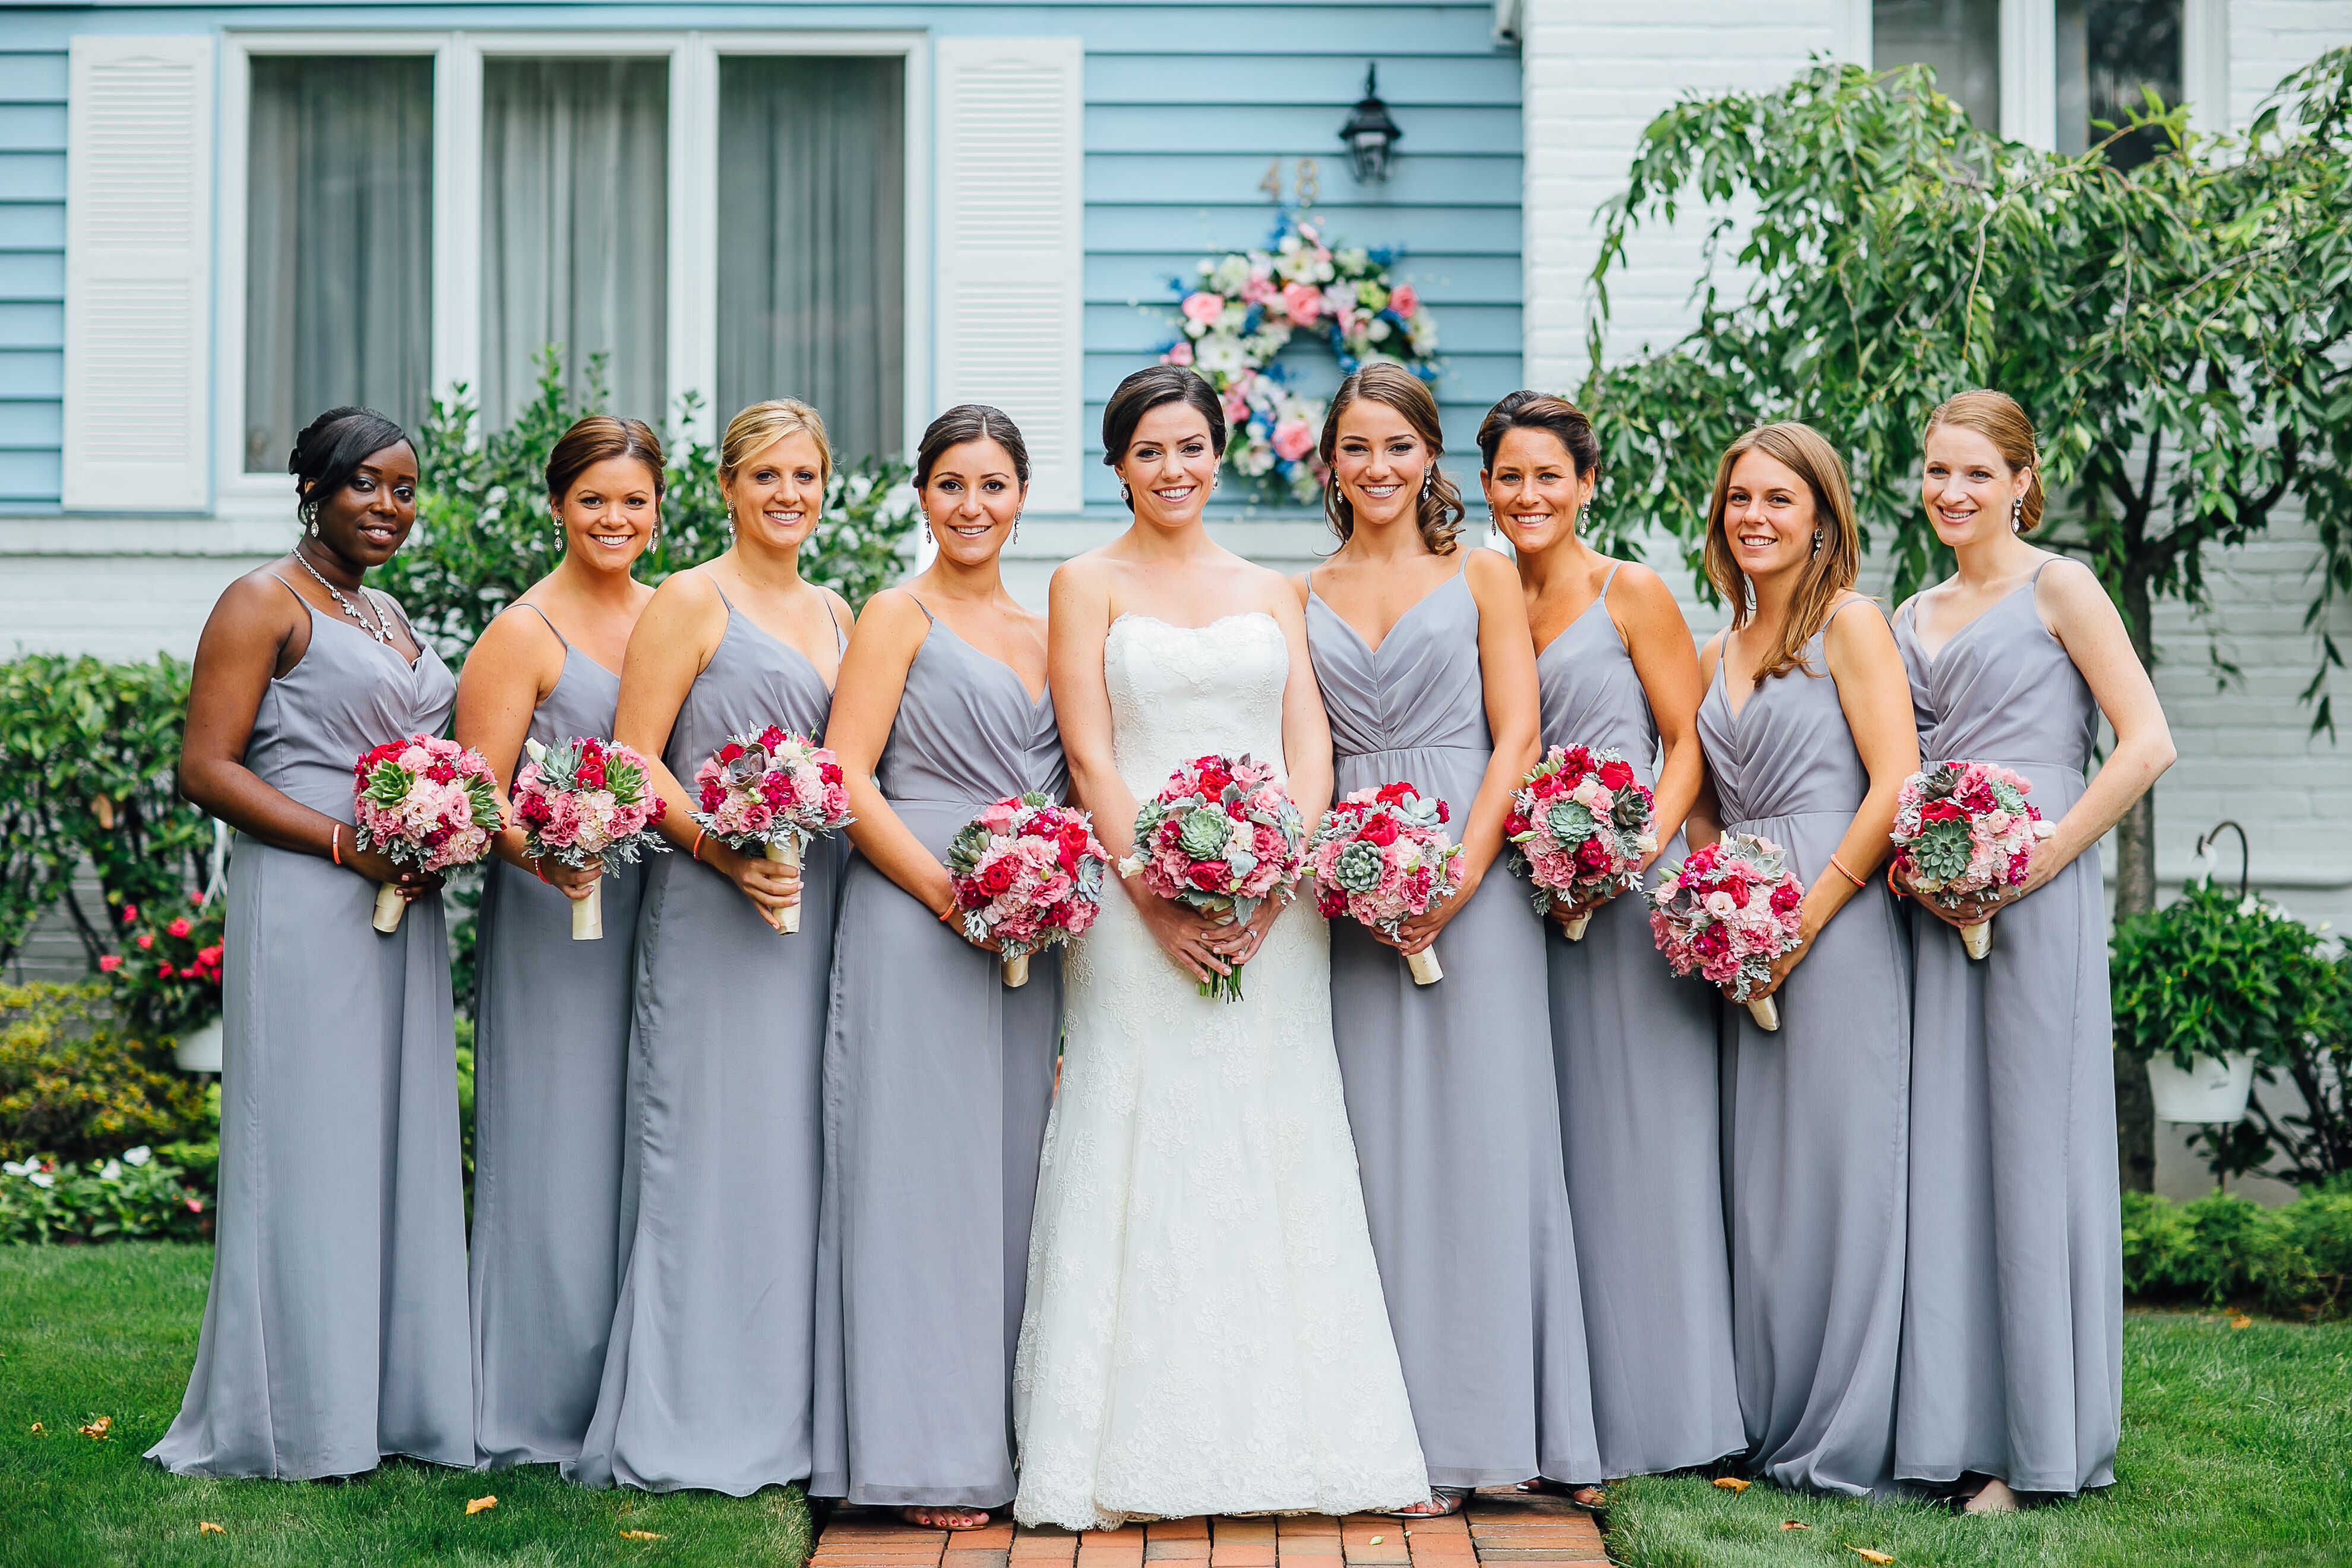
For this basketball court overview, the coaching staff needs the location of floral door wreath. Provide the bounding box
[1159,210,1440,504]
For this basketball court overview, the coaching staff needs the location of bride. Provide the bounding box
[1012,366,1431,1529]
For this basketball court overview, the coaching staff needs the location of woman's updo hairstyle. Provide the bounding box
[1923,389,2046,534]
[1475,391,1600,482]
[546,415,666,503]
[289,406,410,524]
[916,404,1031,489]
[1318,361,1465,555]
[720,399,833,491]
[1102,365,1228,507]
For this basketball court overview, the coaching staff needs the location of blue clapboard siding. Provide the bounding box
[0,49,63,510]
[10,2,1516,517]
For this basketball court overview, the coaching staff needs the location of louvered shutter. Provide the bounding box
[63,36,214,511]
[934,37,1084,513]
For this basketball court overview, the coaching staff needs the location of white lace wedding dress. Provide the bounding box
[1011,612,1430,1530]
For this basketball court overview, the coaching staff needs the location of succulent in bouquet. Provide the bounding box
[948,794,1111,987]
[511,735,668,940]
[1307,782,1463,985]
[352,735,502,933]
[1649,832,1806,1030]
[1506,744,1658,940]
[690,726,853,934]
[1891,758,2051,959]
[1119,753,1306,1002]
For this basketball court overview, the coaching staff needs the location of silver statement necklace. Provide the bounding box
[291,542,392,645]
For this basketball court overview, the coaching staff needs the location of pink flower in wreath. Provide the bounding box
[1279,281,1323,325]
[1224,390,1251,426]
[1166,340,1195,367]
[1241,271,1278,306]
[1272,419,1316,463]
[1181,291,1225,325]
[1389,283,1420,318]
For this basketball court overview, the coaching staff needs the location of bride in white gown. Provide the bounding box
[1013,368,1430,1530]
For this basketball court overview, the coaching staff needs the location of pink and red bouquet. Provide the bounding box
[690,726,853,934]
[1307,782,1464,986]
[1648,832,1806,1031]
[1119,753,1307,1001]
[513,735,668,941]
[1891,758,2051,959]
[1506,744,1658,940]
[947,793,1111,988]
[352,734,502,933]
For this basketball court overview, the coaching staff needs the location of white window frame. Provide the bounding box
[214,28,930,517]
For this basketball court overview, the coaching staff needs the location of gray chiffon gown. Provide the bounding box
[148,582,473,1479]
[469,604,644,1468]
[1696,601,1912,1498]
[565,587,845,1494]
[1536,565,1744,1479]
[1892,567,2120,1495]
[1307,566,1601,1490]
[812,605,1067,1509]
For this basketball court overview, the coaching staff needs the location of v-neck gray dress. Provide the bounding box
[1892,567,2120,1495]
[812,604,1067,1510]
[1695,601,1912,1498]
[567,587,845,1495]
[1536,565,1744,1480]
[469,604,644,1469]
[148,581,473,1480]
[1307,566,1601,1490]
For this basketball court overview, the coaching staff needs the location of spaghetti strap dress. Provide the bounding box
[1535,564,1744,1479]
[811,603,1067,1509]
[566,587,846,1494]
[1892,565,2120,1494]
[1307,566,1601,1490]
[469,603,644,1468]
[1695,602,1912,1498]
[147,581,473,1479]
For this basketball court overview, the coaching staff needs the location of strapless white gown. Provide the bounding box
[1011,612,1429,1530]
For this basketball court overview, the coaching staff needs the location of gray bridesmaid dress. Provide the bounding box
[1536,565,1744,1479]
[811,603,1067,1509]
[565,586,845,1495]
[1892,566,2120,1495]
[148,581,473,1479]
[1695,601,1912,1498]
[1306,565,1601,1490]
[469,604,644,1468]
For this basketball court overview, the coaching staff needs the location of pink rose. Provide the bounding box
[1389,283,1420,317]
[822,783,851,819]
[1167,340,1195,367]
[1181,291,1225,325]
[1279,281,1322,325]
[1272,419,1316,463]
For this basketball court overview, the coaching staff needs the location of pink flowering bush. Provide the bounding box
[1891,758,2049,913]
[513,735,667,874]
[1648,833,1805,1003]
[948,794,1109,975]
[1120,753,1307,1001]
[352,735,501,875]
[1505,745,1656,924]
[690,726,852,853]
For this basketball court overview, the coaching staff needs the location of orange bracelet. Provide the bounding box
[1886,859,1907,899]
[330,824,342,865]
[1829,853,1867,889]
[691,826,707,863]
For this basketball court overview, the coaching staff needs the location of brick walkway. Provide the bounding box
[811,1489,1608,1568]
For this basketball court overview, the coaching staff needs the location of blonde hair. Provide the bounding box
[1923,389,2045,535]
[1703,422,1862,687]
[719,399,833,491]
[1318,362,1466,555]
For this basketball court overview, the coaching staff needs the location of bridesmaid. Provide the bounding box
[811,405,1064,1526]
[1687,422,1920,1497]
[151,407,471,1478]
[1891,392,2172,1510]
[1481,393,1744,1487]
[1297,363,1600,1510]
[453,416,663,1468]
[567,399,853,1494]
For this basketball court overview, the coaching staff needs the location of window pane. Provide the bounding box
[481,59,669,429]
[2057,0,2183,166]
[245,56,432,473]
[718,56,906,464]
[1874,0,2002,132]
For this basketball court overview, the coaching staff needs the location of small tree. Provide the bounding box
[1581,50,2352,1189]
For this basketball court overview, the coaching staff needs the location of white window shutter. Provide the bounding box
[935,37,1084,513]
[63,36,214,512]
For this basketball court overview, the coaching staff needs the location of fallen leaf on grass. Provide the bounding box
[2231,1314,2252,1329]
[1781,1520,1811,1531]
[198,1522,226,1536]
[466,1496,497,1516]
[1712,1477,1750,1493]
[619,1529,663,1541]
[27,1422,41,1436]
[1851,1551,1895,1565]
[78,1416,111,1440]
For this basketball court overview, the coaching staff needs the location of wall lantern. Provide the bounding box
[1339,64,1402,185]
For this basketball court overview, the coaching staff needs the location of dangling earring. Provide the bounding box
[921,514,933,544]
[1119,481,1133,509]
[2011,494,2025,532]
[725,507,737,544]
[1420,470,1434,501]
[1578,500,1591,529]
[1012,510,1022,544]
[302,500,320,538]
[552,510,566,552]
[1810,526,1823,557]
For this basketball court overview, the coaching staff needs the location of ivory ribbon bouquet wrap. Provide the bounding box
[351,734,501,932]
[690,726,853,934]
[947,793,1111,988]
[511,735,668,940]
[1507,743,1657,941]
[1307,781,1463,985]
[1890,758,2052,959]
[1120,752,1306,1001]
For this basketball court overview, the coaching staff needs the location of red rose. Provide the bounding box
[119,904,139,924]
[1575,838,1610,873]
[197,945,223,966]
[1533,771,1566,799]
[1375,781,1415,807]
[1770,881,1802,915]
[1919,800,1967,824]
[1188,861,1228,893]
[1360,815,1399,848]
[1597,760,1635,791]
[719,741,745,764]
[1504,810,1530,838]
[98,954,123,972]
[167,916,192,938]
[157,962,176,979]
[978,858,1017,896]
[1719,874,1751,907]
[577,757,606,789]
[135,933,154,950]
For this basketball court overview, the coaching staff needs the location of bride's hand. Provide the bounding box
[1218,891,1289,969]
[1131,887,1241,985]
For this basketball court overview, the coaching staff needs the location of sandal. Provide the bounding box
[1385,1487,1469,1518]
[1516,1477,1607,1510]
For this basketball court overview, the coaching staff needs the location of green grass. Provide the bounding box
[1602,1310,2352,1567]
[0,1244,811,1567]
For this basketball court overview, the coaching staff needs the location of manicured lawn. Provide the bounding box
[0,1243,811,1567]
[1602,1310,2352,1567]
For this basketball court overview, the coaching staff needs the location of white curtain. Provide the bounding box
[244,56,433,472]
[480,58,668,429]
[717,56,905,464]
[1873,0,2002,131]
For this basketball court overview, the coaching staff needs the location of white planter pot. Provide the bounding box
[174,1019,224,1074]
[2146,1049,2254,1123]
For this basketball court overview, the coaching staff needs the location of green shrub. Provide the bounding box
[2121,1188,2348,1317]
[96,889,223,1039]
[0,1144,209,1244]
[0,984,213,1166]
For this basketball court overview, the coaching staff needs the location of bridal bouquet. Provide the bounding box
[1120,753,1305,1001]
[691,726,853,934]
[512,735,668,941]
[1506,744,1657,940]
[352,735,502,934]
[1308,782,1463,985]
[1649,832,1806,1031]
[1891,758,2052,959]
[948,793,1111,988]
